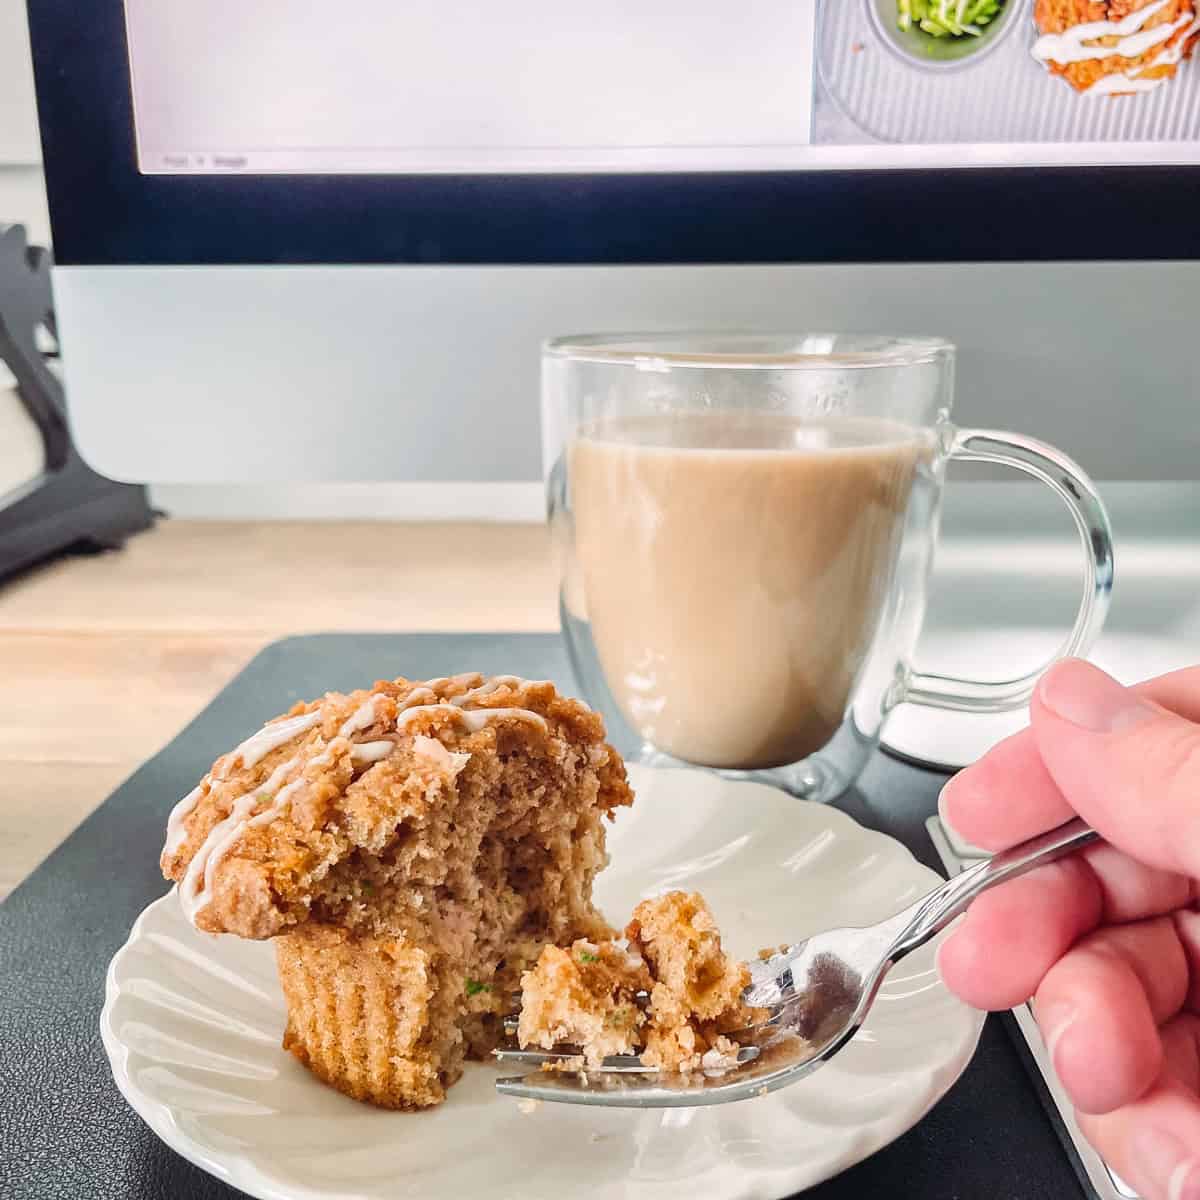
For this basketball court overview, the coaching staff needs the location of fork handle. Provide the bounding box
[886,818,1099,961]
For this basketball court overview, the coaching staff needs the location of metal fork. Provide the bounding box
[494,817,1098,1107]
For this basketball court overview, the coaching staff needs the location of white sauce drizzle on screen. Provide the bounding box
[1030,0,1200,95]
[169,676,550,927]
[1083,69,1167,91]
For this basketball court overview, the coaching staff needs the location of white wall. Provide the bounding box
[0,3,39,162]
[0,165,49,247]
[0,0,52,493]
[0,1,50,245]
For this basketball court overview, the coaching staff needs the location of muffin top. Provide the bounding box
[160,674,630,938]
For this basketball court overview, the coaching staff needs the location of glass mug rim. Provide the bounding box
[544,331,954,372]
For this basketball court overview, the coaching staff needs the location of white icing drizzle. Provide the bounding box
[424,672,483,691]
[395,702,467,731]
[164,781,208,856]
[395,702,548,734]
[253,754,303,802]
[179,793,260,923]
[451,675,556,707]
[245,775,307,831]
[169,709,319,860]
[309,747,335,769]
[336,685,434,745]
[459,706,548,732]
[350,739,396,764]
[177,756,301,921]
[164,717,317,858]
[174,675,550,927]
[1031,0,1200,94]
[338,695,383,738]
[452,674,523,705]
[224,709,322,773]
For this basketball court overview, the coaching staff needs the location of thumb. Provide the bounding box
[1032,658,1200,880]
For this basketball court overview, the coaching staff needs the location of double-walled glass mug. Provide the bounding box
[545,333,1114,802]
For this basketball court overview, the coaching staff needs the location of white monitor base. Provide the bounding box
[882,629,1193,773]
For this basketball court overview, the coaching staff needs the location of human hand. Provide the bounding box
[938,658,1200,1200]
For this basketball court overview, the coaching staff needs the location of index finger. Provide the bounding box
[939,665,1200,852]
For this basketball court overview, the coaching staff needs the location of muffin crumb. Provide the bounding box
[519,890,761,1073]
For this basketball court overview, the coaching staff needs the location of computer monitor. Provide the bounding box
[24,0,1200,485]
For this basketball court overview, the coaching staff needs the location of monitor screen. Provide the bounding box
[26,0,1200,262]
[124,0,1200,177]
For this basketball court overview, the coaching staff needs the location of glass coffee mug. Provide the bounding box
[545,333,1113,802]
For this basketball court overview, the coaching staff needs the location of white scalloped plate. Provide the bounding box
[101,765,983,1200]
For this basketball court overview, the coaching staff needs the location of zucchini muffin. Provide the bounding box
[160,673,631,1109]
[518,891,758,1072]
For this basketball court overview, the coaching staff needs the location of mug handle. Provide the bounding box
[904,427,1114,715]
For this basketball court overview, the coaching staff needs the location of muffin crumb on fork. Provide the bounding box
[518,890,764,1073]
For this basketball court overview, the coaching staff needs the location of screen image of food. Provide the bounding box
[816,0,1200,148]
[122,0,1198,175]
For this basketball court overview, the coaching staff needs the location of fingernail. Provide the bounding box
[1038,660,1157,734]
[936,778,960,833]
[933,935,970,991]
[1036,1002,1077,1066]
[1131,1128,1200,1200]
[934,936,951,982]
[937,771,981,839]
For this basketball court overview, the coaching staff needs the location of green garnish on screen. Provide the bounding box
[464,978,490,996]
[898,0,1003,36]
[361,881,373,894]
[577,951,599,964]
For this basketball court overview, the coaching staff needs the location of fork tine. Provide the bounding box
[495,1047,772,1107]
[493,1046,657,1072]
[493,1043,760,1071]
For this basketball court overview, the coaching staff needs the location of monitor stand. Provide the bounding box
[0,224,153,582]
[882,628,1194,771]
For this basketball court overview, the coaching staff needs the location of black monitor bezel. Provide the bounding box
[26,0,1200,267]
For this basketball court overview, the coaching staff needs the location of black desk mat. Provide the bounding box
[0,633,1084,1199]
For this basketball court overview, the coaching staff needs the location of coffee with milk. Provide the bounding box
[571,411,927,769]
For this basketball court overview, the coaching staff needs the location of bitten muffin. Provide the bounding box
[160,673,631,1109]
[518,890,758,1072]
